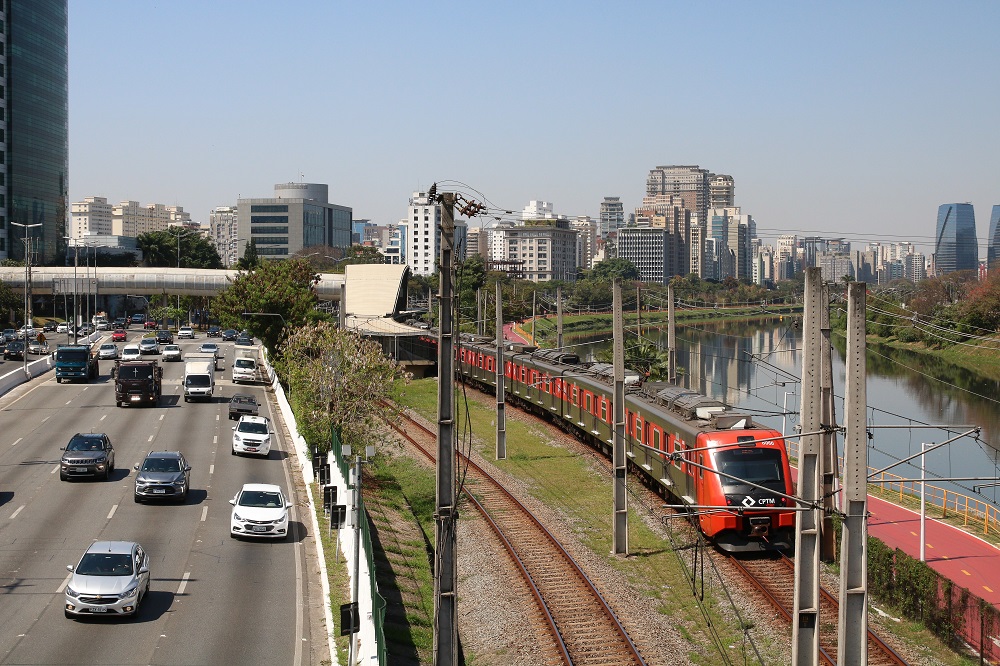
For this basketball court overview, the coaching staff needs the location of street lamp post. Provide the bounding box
[64,237,79,343]
[169,227,198,313]
[12,222,42,377]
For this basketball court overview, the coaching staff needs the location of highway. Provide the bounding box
[0,331,319,665]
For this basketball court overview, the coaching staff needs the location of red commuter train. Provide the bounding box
[458,339,796,553]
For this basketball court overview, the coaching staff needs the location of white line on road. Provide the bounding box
[213,435,217,444]
[51,465,58,474]
[65,400,72,405]
[100,414,107,421]
[215,414,219,421]
[11,438,21,446]
[107,504,118,520]
[176,572,191,595]
[148,435,154,442]
[201,506,208,522]
[209,464,214,475]
[9,505,25,520]
[57,573,72,593]
[159,414,164,421]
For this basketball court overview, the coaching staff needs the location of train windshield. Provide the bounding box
[714,448,785,494]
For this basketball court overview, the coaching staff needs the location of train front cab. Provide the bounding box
[695,430,795,554]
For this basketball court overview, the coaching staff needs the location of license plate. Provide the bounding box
[247,448,258,452]
[252,526,267,532]
[152,489,166,494]
[74,467,87,473]
[131,395,141,402]
[90,606,107,613]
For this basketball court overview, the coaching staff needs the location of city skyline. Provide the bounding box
[68,2,999,258]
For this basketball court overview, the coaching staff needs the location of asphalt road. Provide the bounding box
[0,331,318,665]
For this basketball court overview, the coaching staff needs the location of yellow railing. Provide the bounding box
[786,441,1000,538]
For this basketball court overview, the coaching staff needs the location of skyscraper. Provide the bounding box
[646,166,710,226]
[3,0,68,264]
[934,203,979,275]
[987,205,1000,270]
[599,197,624,237]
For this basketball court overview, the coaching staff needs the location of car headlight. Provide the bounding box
[233,513,243,521]
[66,586,79,598]
[233,434,242,443]
[119,582,139,599]
[172,479,186,486]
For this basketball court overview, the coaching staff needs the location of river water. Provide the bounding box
[574,319,1000,506]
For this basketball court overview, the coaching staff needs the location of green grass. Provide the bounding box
[312,482,352,665]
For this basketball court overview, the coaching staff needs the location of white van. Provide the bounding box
[232,347,258,384]
[183,360,215,402]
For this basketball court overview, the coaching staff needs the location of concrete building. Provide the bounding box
[570,216,597,270]
[71,196,114,238]
[599,197,625,238]
[111,201,191,238]
[709,174,735,208]
[401,191,467,276]
[987,205,1000,271]
[237,183,352,260]
[496,218,578,282]
[209,206,240,267]
[2,0,68,264]
[934,203,979,275]
[522,200,556,220]
[646,165,711,227]
[617,227,670,284]
[817,252,854,282]
[689,223,708,278]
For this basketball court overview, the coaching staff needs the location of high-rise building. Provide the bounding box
[987,205,1000,270]
[209,206,240,266]
[617,227,670,284]
[934,203,978,275]
[3,0,68,264]
[494,219,577,282]
[237,183,352,260]
[569,216,597,270]
[71,196,114,238]
[709,174,735,208]
[111,201,191,238]
[522,200,555,220]
[599,197,624,238]
[646,165,711,226]
[401,191,466,276]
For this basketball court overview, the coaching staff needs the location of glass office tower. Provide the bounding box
[935,203,978,274]
[3,0,68,264]
[987,205,1000,271]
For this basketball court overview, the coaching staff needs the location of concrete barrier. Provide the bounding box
[0,331,101,399]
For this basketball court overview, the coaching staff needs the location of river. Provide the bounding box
[573,319,1000,506]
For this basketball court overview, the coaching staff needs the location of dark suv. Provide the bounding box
[133,451,191,503]
[155,330,174,344]
[3,340,24,360]
[60,433,115,481]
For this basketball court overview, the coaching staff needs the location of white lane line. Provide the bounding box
[41,416,49,423]
[100,415,107,421]
[65,400,72,405]
[215,414,219,421]
[9,505,25,520]
[57,572,72,593]
[201,506,208,522]
[107,504,118,521]
[176,572,191,595]
[159,414,164,421]
[51,465,58,474]
[11,438,21,447]
[212,435,217,445]
[209,464,214,475]
[148,435,154,442]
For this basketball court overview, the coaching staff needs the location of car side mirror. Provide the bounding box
[66,564,74,572]
[286,502,293,509]
[229,499,236,505]
[184,465,191,471]
[133,464,140,471]
[59,447,65,451]
[231,426,236,431]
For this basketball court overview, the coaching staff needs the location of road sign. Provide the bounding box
[339,602,359,636]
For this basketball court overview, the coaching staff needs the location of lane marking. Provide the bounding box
[215,414,219,421]
[910,531,917,537]
[159,414,164,421]
[926,543,934,549]
[41,416,49,422]
[213,435,218,444]
[107,504,118,520]
[65,400,72,405]
[176,572,191,595]
[9,505,25,519]
[57,573,72,593]
[201,506,208,522]
[986,586,994,593]
[962,569,971,576]
[148,435,154,442]
[100,414,107,421]
[209,464,214,475]
[11,437,21,447]
[51,465,58,474]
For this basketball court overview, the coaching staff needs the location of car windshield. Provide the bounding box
[164,345,179,351]
[67,436,105,451]
[238,490,283,508]
[142,458,181,473]
[100,344,115,351]
[715,448,785,493]
[201,345,217,351]
[119,365,153,380]
[76,552,133,577]
[235,359,254,368]
[186,375,211,387]
[55,348,86,361]
[238,421,268,435]
[141,339,156,346]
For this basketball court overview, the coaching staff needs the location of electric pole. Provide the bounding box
[496,281,506,460]
[667,284,677,384]
[612,279,628,554]
[556,285,563,350]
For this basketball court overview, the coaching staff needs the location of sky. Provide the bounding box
[68,1,1000,257]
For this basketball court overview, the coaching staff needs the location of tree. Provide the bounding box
[274,322,409,452]
[590,258,639,282]
[236,239,261,271]
[136,230,224,269]
[212,258,326,353]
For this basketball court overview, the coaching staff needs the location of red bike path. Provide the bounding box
[505,320,1000,605]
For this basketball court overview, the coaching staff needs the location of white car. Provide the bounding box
[162,344,182,362]
[56,322,70,333]
[121,345,141,362]
[177,326,194,339]
[97,343,119,360]
[198,342,221,359]
[229,483,291,539]
[64,541,150,618]
[231,415,272,457]
[138,338,159,355]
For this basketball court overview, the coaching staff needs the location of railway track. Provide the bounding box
[389,410,647,666]
[729,554,908,665]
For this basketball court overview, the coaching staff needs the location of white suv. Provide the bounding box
[177,326,194,339]
[232,415,272,457]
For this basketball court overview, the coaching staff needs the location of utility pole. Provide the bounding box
[496,281,506,460]
[476,287,483,337]
[667,284,677,384]
[612,279,628,554]
[636,284,641,338]
[820,283,837,562]
[339,282,347,329]
[556,285,563,350]
[432,189,458,666]
[530,290,536,345]
[793,267,823,666]
[838,282,868,665]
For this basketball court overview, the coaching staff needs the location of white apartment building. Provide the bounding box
[70,196,113,238]
[495,219,578,282]
[569,216,597,270]
[402,191,467,276]
[209,206,240,267]
[111,201,191,237]
[617,227,670,284]
[599,197,625,238]
[522,200,555,220]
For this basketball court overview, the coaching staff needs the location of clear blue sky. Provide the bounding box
[69,1,1000,256]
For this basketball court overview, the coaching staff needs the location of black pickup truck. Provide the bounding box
[228,394,259,420]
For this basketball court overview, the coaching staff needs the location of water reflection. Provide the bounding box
[577,319,1000,505]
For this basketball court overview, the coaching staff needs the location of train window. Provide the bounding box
[600,400,607,422]
[698,454,704,479]
[652,427,661,452]
[585,393,592,413]
[486,356,493,372]
[520,367,526,382]
[636,417,644,444]
[572,385,579,404]
[714,449,784,495]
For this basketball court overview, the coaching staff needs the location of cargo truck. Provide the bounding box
[232,347,258,384]
[54,345,100,383]
[183,360,215,402]
[113,359,162,406]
